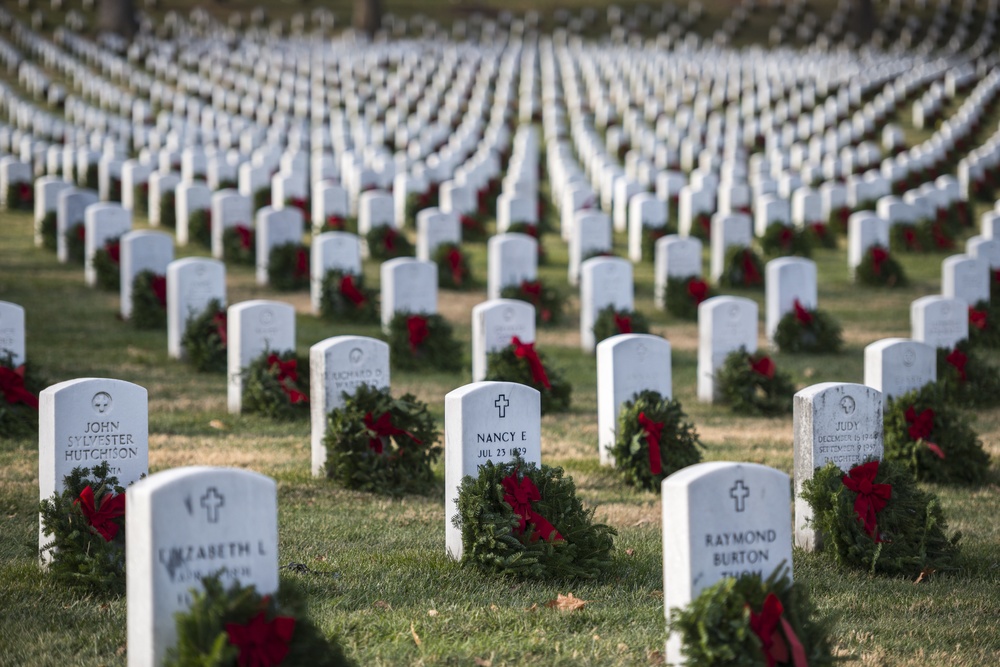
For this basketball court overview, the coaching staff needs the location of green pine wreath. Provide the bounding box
[760,222,812,258]
[805,222,837,249]
[40,210,58,251]
[828,206,851,234]
[130,270,167,330]
[855,244,907,287]
[610,390,703,491]
[387,312,464,373]
[65,221,86,264]
[688,212,712,241]
[222,225,256,265]
[716,348,795,416]
[500,280,565,326]
[159,190,176,229]
[81,164,98,190]
[6,181,33,210]
[772,304,843,354]
[460,214,490,243]
[935,340,1000,407]
[319,269,379,323]
[38,462,128,595]
[109,176,122,203]
[665,275,712,320]
[93,237,121,291]
[591,305,651,348]
[433,242,474,289]
[164,574,354,667]
[800,458,962,577]
[323,384,441,496]
[133,183,149,217]
[267,242,310,291]
[0,353,43,439]
[253,186,271,211]
[405,190,438,228]
[889,220,955,253]
[718,246,765,289]
[967,300,1000,349]
[991,270,1000,309]
[319,213,356,234]
[883,385,990,484]
[505,223,546,263]
[453,455,616,580]
[365,225,414,260]
[484,342,572,414]
[669,568,836,667]
[241,350,310,420]
[181,299,228,373]
[187,208,212,249]
[641,224,675,262]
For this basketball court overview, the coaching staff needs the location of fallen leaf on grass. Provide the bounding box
[647,649,665,665]
[914,567,936,584]
[544,593,588,612]
[374,600,392,611]
[489,604,499,611]
[208,419,226,430]
[625,548,636,556]
[633,518,650,527]
[524,603,538,612]
[649,590,663,599]
[410,621,421,646]
[116,645,127,657]
[474,655,494,667]
[427,609,439,617]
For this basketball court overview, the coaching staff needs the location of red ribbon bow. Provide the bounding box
[697,213,712,238]
[742,250,761,285]
[74,485,126,542]
[778,226,794,248]
[150,274,167,308]
[76,223,86,242]
[638,412,663,475]
[992,269,1000,285]
[905,406,944,459]
[501,472,562,542]
[748,593,809,667]
[613,311,632,334]
[326,215,345,230]
[294,248,308,279]
[0,365,38,409]
[212,311,228,345]
[17,182,33,204]
[407,315,429,353]
[266,354,307,404]
[945,348,967,382]
[930,223,952,250]
[792,299,813,326]
[750,355,776,379]
[902,227,920,251]
[362,411,423,454]
[871,247,888,276]
[289,197,307,213]
[810,223,827,240]
[841,460,892,540]
[339,275,367,306]
[106,241,120,265]
[521,280,542,299]
[225,611,296,667]
[969,307,988,331]
[235,224,253,250]
[512,336,551,389]
[686,278,709,305]
[383,227,398,251]
[446,247,465,285]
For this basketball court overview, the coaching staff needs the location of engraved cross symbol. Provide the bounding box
[494,394,509,418]
[200,487,225,523]
[729,480,750,513]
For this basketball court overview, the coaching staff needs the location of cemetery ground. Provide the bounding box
[1,194,999,665]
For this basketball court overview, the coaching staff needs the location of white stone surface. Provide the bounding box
[765,257,818,346]
[227,300,296,414]
[166,258,226,360]
[472,299,536,382]
[310,232,362,314]
[119,230,174,320]
[580,257,634,354]
[254,206,305,286]
[487,233,538,300]
[0,300,25,366]
[697,296,758,402]
[864,338,936,407]
[380,258,437,333]
[911,296,968,350]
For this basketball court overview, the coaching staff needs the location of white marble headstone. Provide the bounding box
[254,206,305,286]
[379,258,437,333]
[654,235,703,308]
[472,299,536,382]
[864,338,936,407]
[166,258,227,360]
[765,257,818,346]
[697,296,758,402]
[911,296,968,350]
[487,233,538,300]
[580,256,635,354]
[210,190,252,260]
[942,254,989,306]
[0,300,26,366]
[310,232,362,314]
[227,300,296,414]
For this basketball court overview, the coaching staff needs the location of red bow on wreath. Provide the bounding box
[0,365,39,409]
[501,472,562,542]
[748,593,808,667]
[363,411,422,454]
[870,246,888,276]
[339,275,367,306]
[234,224,253,250]
[294,248,308,279]
[382,227,398,252]
[75,485,126,542]
[266,354,307,404]
[750,355,776,379]
[613,311,633,334]
[106,241,121,265]
[225,610,296,667]
[792,299,813,326]
[902,227,920,251]
[150,274,167,308]
[696,213,712,238]
[446,247,465,285]
[945,348,967,382]
[778,226,794,248]
[810,223,827,240]
[637,412,663,476]
[968,307,988,331]
[213,311,228,345]
[76,224,86,242]
[326,215,345,230]
[686,278,709,305]
[17,182,33,204]
[511,336,551,389]
[742,250,761,285]
[993,269,1000,285]
[905,406,944,459]
[841,460,892,540]
[407,315,429,353]
[520,281,552,322]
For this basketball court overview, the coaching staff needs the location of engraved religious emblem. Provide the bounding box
[636,342,648,359]
[502,307,514,322]
[902,348,916,367]
[200,487,225,523]
[259,309,274,326]
[729,480,750,512]
[728,304,740,320]
[494,394,509,419]
[349,348,364,365]
[92,392,112,415]
[840,395,856,415]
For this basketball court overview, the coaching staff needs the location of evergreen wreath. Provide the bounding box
[267,242,310,291]
[187,208,213,249]
[159,190,177,229]
[506,223,546,262]
[6,180,33,210]
[253,186,271,212]
[640,224,675,261]
[716,348,795,416]
[40,210,58,251]
[319,269,379,323]
[800,458,962,577]
[855,244,907,287]
[591,305,651,348]
[806,222,837,249]
[133,182,149,217]
[222,225,256,265]
[93,237,121,291]
[665,275,712,320]
[181,300,228,373]
[500,280,564,326]
[689,211,713,241]
[81,164,98,191]
[718,246,765,289]
[760,223,813,258]
[433,242,473,289]
[484,338,572,414]
[284,196,310,218]
[387,312,463,373]
[405,190,438,228]
[828,206,851,234]
[38,462,128,595]
[320,213,356,234]
[967,300,1000,349]
[164,574,354,667]
[0,352,43,439]
[459,214,490,243]
[109,176,122,203]
[883,385,990,484]
[669,567,836,667]
[323,384,441,496]
[610,390,703,491]
[365,225,414,260]
[772,301,843,354]
[991,269,1000,309]
[65,221,86,264]
[935,341,1000,407]
[131,270,168,330]
[453,455,616,580]
[890,219,955,254]
[241,350,310,420]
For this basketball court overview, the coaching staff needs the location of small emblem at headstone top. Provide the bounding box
[495,394,509,418]
[503,307,514,322]
[349,348,364,365]
[840,395,856,414]
[259,309,274,325]
[728,304,740,320]
[902,348,916,367]
[92,392,112,414]
[200,487,225,522]
[942,303,951,316]
[729,480,750,512]
[636,342,648,358]
[195,265,205,277]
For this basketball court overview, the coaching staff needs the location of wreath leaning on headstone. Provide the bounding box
[241,350,310,420]
[641,223,675,262]
[805,221,837,249]
[610,390,703,492]
[187,208,213,249]
[66,222,86,264]
[890,219,954,254]
[935,340,1000,407]
[967,300,1000,349]
[883,384,990,484]
[93,236,121,291]
[181,299,228,373]
[433,242,474,289]
[267,242,310,291]
[387,312,464,373]
[6,180,33,210]
[718,245,765,289]
[453,455,617,580]
[484,338,572,415]
[800,458,962,578]
[716,348,796,416]
[319,269,379,323]
[0,352,43,439]
[159,190,177,229]
[365,225,414,260]
[40,209,58,251]
[591,305,651,348]
[222,224,256,265]
[165,574,355,667]
[505,222,547,263]
[38,462,128,595]
[669,567,836,667]
[664,275,712,320]
[323,384,440,496]
[130,270,168,330]
[760,222,812,258]
[133,182,149,217]
[500,279,565,326]
[855,244,907,287]
[460,213,490,243]
[772,300,844,354]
